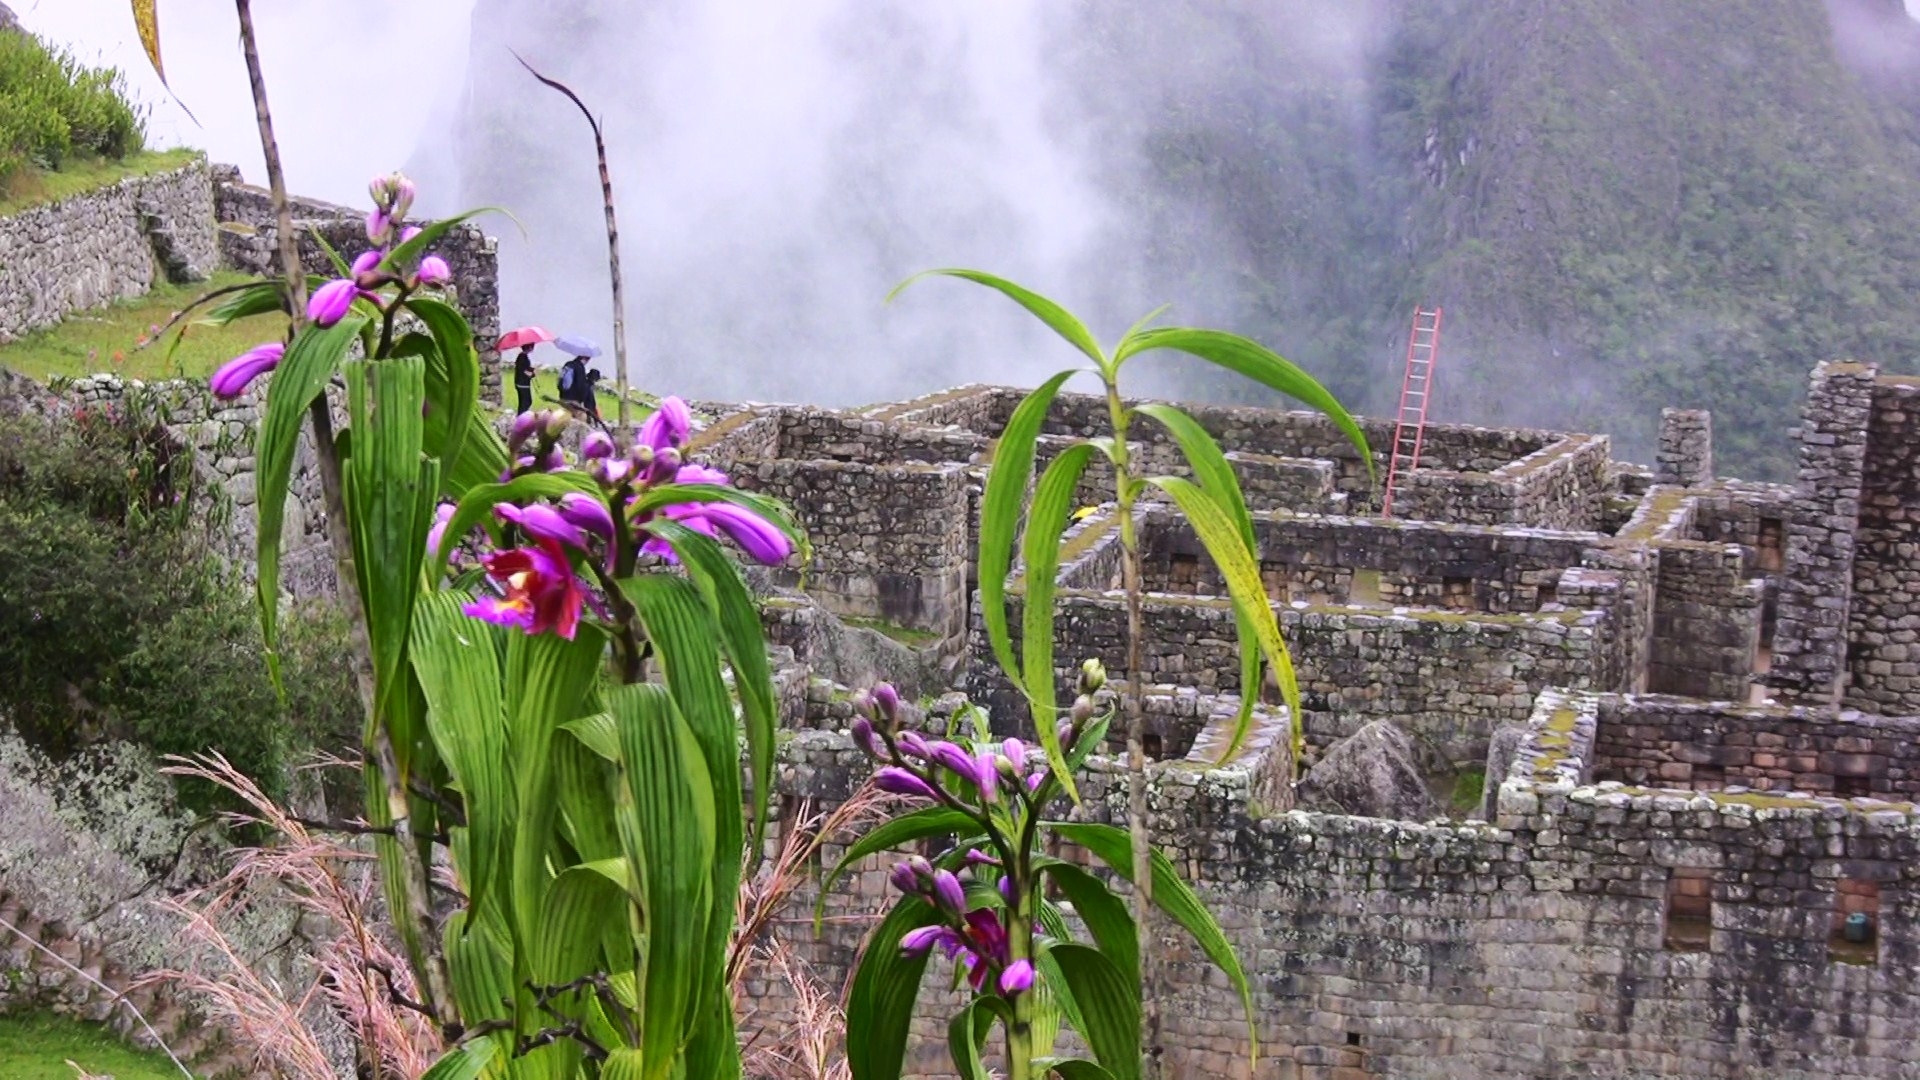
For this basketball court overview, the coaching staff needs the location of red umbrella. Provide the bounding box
[497,325,556,351]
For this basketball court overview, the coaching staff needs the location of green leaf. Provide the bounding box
[443,910,514,1027]
[846,897,942,1080]
[1049,944,1140,1080]
[343,357,436,741]
[1065,712,1113,775]
[254,316,366,667]
[609,682,718,1080]
[1041,862,1138,989]
[411,592,510,924]
[382,208,505,277]
[1021,441,1098,802]
[417,1034,503,1080]
[1048,1061,1117,1080]
[1115,327,1372,477]
[977,370,1079,694]
[536,861,627,986]
[947,999,996,1080]
[819,806,981,909]
[889,269,1107,370]
[1145,476,1298,762]
[406,296,480,485]
[651,520,781,861]
[1049,822,1257,1063]
[1135,403,1268,765]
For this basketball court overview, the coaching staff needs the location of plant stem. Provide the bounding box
[1103,378,1160,1075]
[234,0,453,1034]
[1006,902,1034,1080]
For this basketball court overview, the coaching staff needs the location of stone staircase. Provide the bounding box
[0,889,259,1078]
[138,198,210,285]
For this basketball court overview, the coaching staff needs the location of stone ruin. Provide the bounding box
[5,166,1920,1078]
[690,368,1920,1080]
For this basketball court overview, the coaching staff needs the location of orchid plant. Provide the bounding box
[824,666,1255,1080]
[180,174,804,1080]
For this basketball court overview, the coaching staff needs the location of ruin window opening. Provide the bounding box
[1829,880,1881,966]
[1835,774,1873,798]
[1692,763,1725,788]
[1345,1031,1364,1047]
[1167,553,1202,591]
[1349,569,1382,606]
[1757,517,1785,573]
[1441,575,1474,610]
[1143,732,1164,760]
[1536,579,1558,609]
[1664,868,1714,951]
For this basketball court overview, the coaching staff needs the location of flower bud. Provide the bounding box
[415,254,451,287]
[851,717,884,758]
[351,250,381,277]
[851,689,875,718]
[369,174,389,205]
[389,175,417,220]
[874,767,938,801]
[962,848,1000,867]
[509,411,543,451]
[900,925,949,958]
[872,682,900,722]
[997,876,1013,903]
[888,860,921,895]
[541,446,568,472]
[581,430,615,460]
[400,225,422,244]
[1070,694,1096,725]
[1078,658,1107,694]
[1002,738,1028,773]
[366,208,393,247]
[896,732,929,760]
[544,408,572,440]
[999,959,1035,996]
[930,869,966,913]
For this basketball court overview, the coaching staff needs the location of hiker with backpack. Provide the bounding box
[555,335,606,428]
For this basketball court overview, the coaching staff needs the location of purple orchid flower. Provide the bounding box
[581,430,615,460]
[462,539,583,639]
[557,492,615,541]
[930,870,966,914]
[307,279,358,327]
[639,395,692,451]
[210,342,284,399]
[999,959,1035,996]
[416,255,451,287]
[874,768,939,801]
[900,925,963,959]
[496,502,588,551]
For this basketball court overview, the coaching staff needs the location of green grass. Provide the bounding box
[1449,767,1486,815]
[0,149,200,218]
[0,1012,185,1080]
[841,615,944,649]
[0,271,286,384]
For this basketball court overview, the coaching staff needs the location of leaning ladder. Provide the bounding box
[1381,306,1443,518]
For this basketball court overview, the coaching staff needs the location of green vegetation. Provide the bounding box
[0,271,284,383]
[0,29,147,203]
[0,1011,183,1080]
[0,147,197,218]
[841,615,944,649]
[1449,767,1486,816]
[0,405,358,812]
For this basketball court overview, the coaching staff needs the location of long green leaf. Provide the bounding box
[1022,441,1098,801]
[254,316,366,664]
[947,999,995,1080]
[1041,862,1138,990]
[381,208,507,277]
[1048,822,1256,1062]
[536,862,627,986]
[426,471,601,583]
[443,910,515,1027]
[1115,327,1372,477]
[652,520,783,861]
[1146,476,1298,762]
[609,682,718,1080]
[978,370,1079,692]
[846,898,942,1080]
[819,806,981,905]
[417,1034,503,1080]
[1135,403,1267,766]
[1048,1061,1117,1080]
[889,270,1107,369]
[621,576,745,1078]
[1050,944,1140,1080]
[411,592,511,925]
[407,296,480,484]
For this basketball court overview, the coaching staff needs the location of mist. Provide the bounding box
[12,0,475,206]
[410,1,1393,409]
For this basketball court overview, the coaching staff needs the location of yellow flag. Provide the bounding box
[131,0,164,83]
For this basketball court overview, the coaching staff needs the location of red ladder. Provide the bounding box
[1381,306,1442,518]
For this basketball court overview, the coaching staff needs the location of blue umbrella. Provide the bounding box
[555,335,602,359]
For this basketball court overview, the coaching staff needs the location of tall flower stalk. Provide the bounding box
[870,270,1371,1075]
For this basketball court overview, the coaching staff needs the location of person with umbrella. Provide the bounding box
[498,326,555,414]
[555,335,606,428]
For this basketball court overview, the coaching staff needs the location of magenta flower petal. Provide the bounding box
[1002,739,1028,774]
[557,492,615,540]
[873,683,900,717]
[351,250,381,276]
[366,208,393,246]
[851,717,884,758]
[927,741,978,781]
[581,430,615,460]
[425,501,457,558]
[999,959,1035,995]
[900,926,950,958]
[462,596,532,631]
[639,396,692,451]
[509,411,543,450]
[209,342,284,399]
[400,225,422,244]
[497,502,588,551]
[897,732,929,760]
[307,278,358,327]
[416,255,451,286]
[704,502,793,565]
[962,848,1000,868]
[673,463,730,487]
[889,860,921,895]
[874,767,938,801]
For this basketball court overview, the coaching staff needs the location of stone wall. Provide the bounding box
[1770,362,1875,705]
[1647,539,1764,701]
[0,160,218,342]
[733,458,971,641]
[1592,695,1920,798]
[1392,433,1610,532]
[1845,378,1920,715]
[755,683,1920,1080]
[1657,408,1714,486]
[63,373,335,596]
[212,171,504,405]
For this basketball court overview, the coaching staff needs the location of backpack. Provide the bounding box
[559,361,578,395]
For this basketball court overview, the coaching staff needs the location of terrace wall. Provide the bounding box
[1592,695,1920,798]
[1846,378,1920,715]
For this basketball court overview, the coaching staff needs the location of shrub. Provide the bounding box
[0,30,146,184]
[0,408,353,813]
